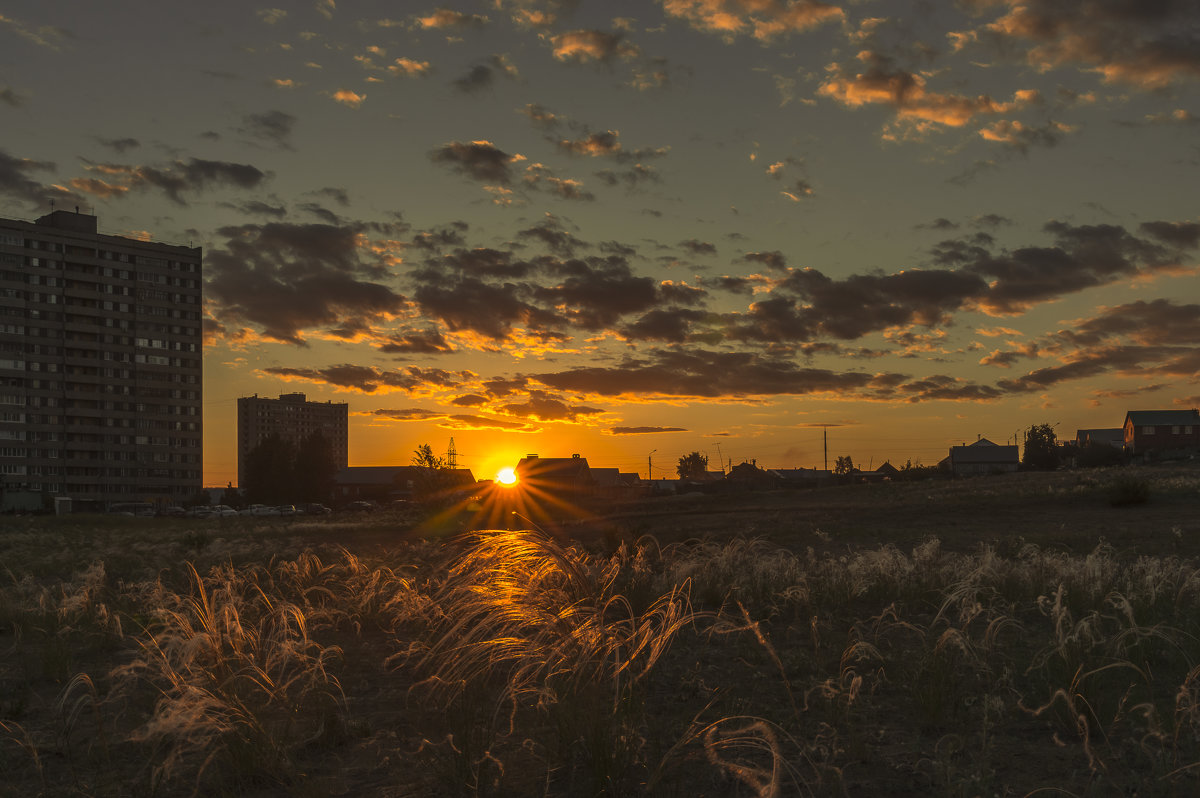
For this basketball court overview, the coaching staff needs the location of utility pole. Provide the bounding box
[648,449,656,480]
[446,437,458,469]
[715,443,724,474]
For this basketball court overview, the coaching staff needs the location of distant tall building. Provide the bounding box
[237,393,349,487]
[0,209,203,511]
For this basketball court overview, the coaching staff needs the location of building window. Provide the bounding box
[1143,427,1155,435]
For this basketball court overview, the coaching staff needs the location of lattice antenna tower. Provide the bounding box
[446,437,458,469]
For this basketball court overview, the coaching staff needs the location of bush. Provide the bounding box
[1108,476,1150,507]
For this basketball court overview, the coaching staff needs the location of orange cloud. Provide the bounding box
[330,89,365,108]
[662,0,844,42]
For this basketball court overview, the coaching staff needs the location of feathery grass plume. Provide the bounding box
[413,529,696,793]
[0,720,45,788]
[700,717,814,797]
[112,561,346,793]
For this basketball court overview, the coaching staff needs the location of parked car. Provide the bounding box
[209,505,239,517]
[158,506,188,518]
[275,505,298,516]
[342,500,376,513]
[185,506,213,518]
[302,503,332,515]
[240,504,280,516]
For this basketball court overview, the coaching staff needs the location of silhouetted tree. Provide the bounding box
[677,451,709,479]
[1023,424,1060,470]
[243,433,296,504]
[411,443,452,502]
[834,455,855,476]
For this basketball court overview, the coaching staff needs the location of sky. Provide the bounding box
[2,0,1199,486]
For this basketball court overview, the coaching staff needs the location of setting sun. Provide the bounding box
[496,467,518,486]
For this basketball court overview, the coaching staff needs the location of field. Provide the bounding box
[3,464,1200,797]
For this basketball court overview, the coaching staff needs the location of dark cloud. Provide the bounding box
[368,408,445,420]
[205,221,408,344]
[264,364,467,393]
[519,103,562,128]
[516,216,583,256]
[94,136,140,153]
[411,222,469,251]
[450,394,487,407]
[534,256,660,329]
[743,251,789,271]
[0,148,72,208]
[962,0,1200,90]
[1140,220,1200,249]
[608,426,688,434]
[415,9,488,29]
[498,390,604,422]
[377,328,455,354]
[1053,299,1200,348]
[593,163,660,188]
[0,86,26,107]
[530,349,899,399]
[240,110,296,149]
[76,157,268,205]
[521,163,595,201]
[680,239,717,255]
[557,129,668,162]
[311,187,350,206]
[620,307,711,342]
[430,140,515,184]
[452,54,519,93]
[297,202,343,224]
[222,199,287,218]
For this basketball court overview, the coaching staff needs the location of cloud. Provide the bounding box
[94,136,140,153]
[530,348,900,400]
[0,148,76,208]
[819,51,1037,135]
[430,140,519,184]
[239,110,297,149]
[204,221,408,344]
[522,163,594,201]
[390,57,432,76]
[76,157,268,204]
[316,0,335,21]
[0,12,70,51]
[557,129,669,162]
[978,119,1073,152]
[330,89,365,108]
[497,390,605,422]
[963,0,1200,90]
[222,199,288,218]
[661,0,844,42]
[453,54,520,92]
[377,328,455,354]
[608,426,688,434]
[680,239,717,255]
[550,29,639,62]
[415,9,488,29]
[264,364,465,393]
[1,86,27,107]
[257,8,287,24]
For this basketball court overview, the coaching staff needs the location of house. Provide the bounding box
[1122,410,1200,457]
[589,467,641,498]
[1075,429,1125,449]
[940,438,1020,476]
[514,454,594,499]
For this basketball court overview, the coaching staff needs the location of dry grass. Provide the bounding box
[2,464,1200,795]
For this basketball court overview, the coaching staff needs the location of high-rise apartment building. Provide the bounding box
[0,209,203,511]
[237,393,349,487]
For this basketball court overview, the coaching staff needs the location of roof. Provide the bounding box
[949,440,1019,464]
[515,456,592,486]
[1124,410,1200,427]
